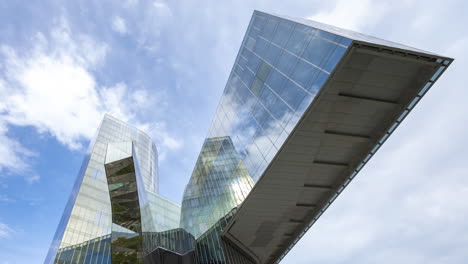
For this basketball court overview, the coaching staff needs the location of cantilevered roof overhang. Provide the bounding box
[222,41,453,263]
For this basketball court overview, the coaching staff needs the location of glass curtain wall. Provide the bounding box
[47,9,354,264]
[181,9,351,247]
[181,137,254,238]
[45,115,160,264]
[208,10,351,182]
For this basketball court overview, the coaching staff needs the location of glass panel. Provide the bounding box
[276,50,299,76]
[245,50,262,72]
[264,43,282,65]
[251,78,264,97]
[290,59,318,89]
[272,22,294,47]
[280,79,307,111]
[303,36,334,67]
[266,69,287,95]
[253,37,269,59]
[285,28,310,56]
[323,45,347,72]
[260,18,277,39]
[256,62,272,82]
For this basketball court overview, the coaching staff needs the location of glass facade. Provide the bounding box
[105,152,143,263]
[45,115,170,264]
[180,7,351,241]
[207,11,350,183]
[53,235,111,264]
[194,209,255,264]
[46,9,417,264]
[182,10,351,263]
[180,137,254,238]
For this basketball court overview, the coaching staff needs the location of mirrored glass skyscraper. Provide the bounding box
[46,10,452,264]
[44,115,180,263]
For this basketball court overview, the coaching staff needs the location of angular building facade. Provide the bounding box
[46,10,452,264]
[180,137,254,238]
[44,115,181,263]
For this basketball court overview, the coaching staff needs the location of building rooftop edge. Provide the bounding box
[254,10,454,60]
[102,113,156,146]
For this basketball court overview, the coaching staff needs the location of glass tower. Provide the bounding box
[45,115,180,263]
[46,10,451,264]
[207,11,350,183]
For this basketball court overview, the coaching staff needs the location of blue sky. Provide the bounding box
[0,0,467,263]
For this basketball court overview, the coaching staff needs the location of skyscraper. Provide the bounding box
[46,10,452,264]
[44,115,181,263]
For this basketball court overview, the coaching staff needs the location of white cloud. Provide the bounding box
[125,0,139,6]
[111,16,127,34]
[132,89,151,107]
[25,174,40,184]
[0,16,181,179]
[0,121,36,174]
[139,122,183,162]
[0,222,13,238]
[153,0,172,19]
[153,0,173,19]
[0,18,111,150]
[161,135,183,150]
[0,195,14,203]
[134,0,174,54]
[308,0,389,31]
[2,50,101,149]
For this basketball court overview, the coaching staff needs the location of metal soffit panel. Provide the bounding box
[222,44,453,263]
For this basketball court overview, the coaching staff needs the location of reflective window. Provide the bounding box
[272,22,293,47]
[324,45,347,73]
[251,78,264,96]
[280,79,307,110]
[285,28,310,56]
[253,37,269,58]
[276,50,299,76]
[290,59,318,90]
[266,69,287,95]
[245,50,262,72]
[303,36,333,67]
[260,18,277,39]
[256,62,271,82]
[264,43,282,65]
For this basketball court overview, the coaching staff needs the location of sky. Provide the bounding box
[0,0,467,263]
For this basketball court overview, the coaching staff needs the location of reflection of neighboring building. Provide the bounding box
[46,10,452,264]
[45,114,251,263]
[180,137,254,238]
